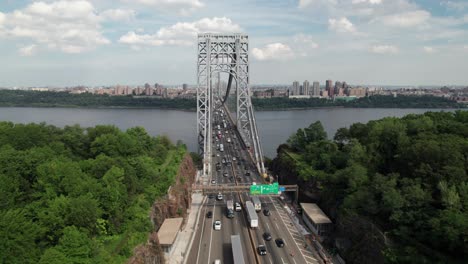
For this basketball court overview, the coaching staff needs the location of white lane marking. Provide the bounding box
[269,257,273,264]
[266,222,270,231]
[207,203,216,264]
[195,199,208,264]
[292,258,297,264]
[281,257,287,264]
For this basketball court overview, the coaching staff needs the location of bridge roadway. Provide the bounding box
[187,103,319,264]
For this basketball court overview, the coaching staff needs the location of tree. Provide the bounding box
[0,209,42,264]
[56,226,94,264]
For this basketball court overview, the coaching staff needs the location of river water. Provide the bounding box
[0,107,456,158]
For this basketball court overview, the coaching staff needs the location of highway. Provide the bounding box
[188,101,321,264]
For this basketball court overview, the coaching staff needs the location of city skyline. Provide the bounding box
[1,0,468,86]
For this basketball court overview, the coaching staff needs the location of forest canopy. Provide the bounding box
[0,122,186,264]
[272,111,468,263]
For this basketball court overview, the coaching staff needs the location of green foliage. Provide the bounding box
[0,90,462,110]
[0,90,197,109]
[272,111,468,263]
[0,122,186,263]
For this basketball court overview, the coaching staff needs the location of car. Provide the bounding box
[208,194,215,199]
[235,202,242,211]
[226,209,234,218]
[214,260,221,264]
[237,161,241,165]
[211,180,216,184]
[213,220,221,230]
[206,211,213,218]
[232,157,236,161]
[245,171,251,176]
[275,238,285,248]
[263,209,271,216]
[217,193,223,200]
[216,153,220,157]
[263,232,272,241]
[223,172,228,177]
[257,245,267,255]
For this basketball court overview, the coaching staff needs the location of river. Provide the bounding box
[0,107,456,158]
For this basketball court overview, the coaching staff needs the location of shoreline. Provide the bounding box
[0,105,463,111]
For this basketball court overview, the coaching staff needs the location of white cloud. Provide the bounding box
[298,0,337,9]
[352,0,382,5]
[370,45,399,54]
[119,17,242,47]
[328,17,357,33]
[423,46,437,53]
[293,34,319,49]
[100,9,136,21]
[252,43,294,61]
[0,1,110,54]
[124,0,204,15]
[441,1,468,11]
[380,10,430,27]
[19,44,37,56]
[0,12,4,26]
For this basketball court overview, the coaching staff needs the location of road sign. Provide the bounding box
[279,186,285,192]
[250,182,279,195]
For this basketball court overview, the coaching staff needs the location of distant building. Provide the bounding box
[300,203,333,240]
[292,81,300,95]
[334,81,342,96]
[303,80,310,96]
[145,86,153,96]
[312,81,320,97]
[348,87,367,97]
[326,80,333,97]
[182,83,188,91]
[134,87,143,95]
[321,89,329,97]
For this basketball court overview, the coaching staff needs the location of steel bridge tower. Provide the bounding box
[197,33,265,178]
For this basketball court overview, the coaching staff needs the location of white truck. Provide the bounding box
[226,200,234,218]
[251,196,261,212]
[245,201,258,228]
[227,200,234,211]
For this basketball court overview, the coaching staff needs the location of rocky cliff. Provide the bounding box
[128,153,197,264]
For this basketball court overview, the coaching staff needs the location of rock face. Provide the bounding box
[128,153,196,264]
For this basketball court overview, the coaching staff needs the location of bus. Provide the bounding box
[231,235,245,264]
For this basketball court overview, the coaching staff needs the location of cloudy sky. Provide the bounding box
[0,0,467,87]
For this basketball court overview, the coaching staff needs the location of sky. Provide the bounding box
[0,0,468,87]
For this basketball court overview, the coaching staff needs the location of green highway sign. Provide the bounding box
[250,182,279,195]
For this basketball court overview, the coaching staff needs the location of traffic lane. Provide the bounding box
[196,198,217,264]
[267,197,309,264]
[254,213,283,264]
[187,196,209,263]
[207,199,227,264]
[259,202,301,264]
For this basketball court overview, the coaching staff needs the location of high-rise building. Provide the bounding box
[292,81,300,95]
[182,83,188,91]
[312,81,320,96]
[303,80,310,96]
[145,86,153,96]
[326,80,333,97]
[334,81,342,96]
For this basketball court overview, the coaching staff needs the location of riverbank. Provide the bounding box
[0,90,464,110]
